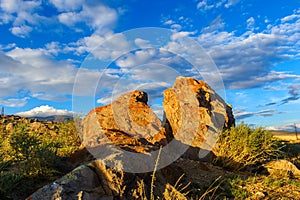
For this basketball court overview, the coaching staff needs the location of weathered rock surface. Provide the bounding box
[163,77,234,159]
[82,77,234,161]
[82,90,168,153]
[26,165,105,200]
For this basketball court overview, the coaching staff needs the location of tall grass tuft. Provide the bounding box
[150,146,162,200]
[213,123,284,171]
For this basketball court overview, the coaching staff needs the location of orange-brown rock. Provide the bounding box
[82,90,167,153]
[163,76,235,159]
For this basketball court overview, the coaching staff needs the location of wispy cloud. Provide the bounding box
[49,0,84,11]
[197,10,300,89]
[264,102,277,106]
[0,97,29,107]
[196,0,239,11]
[234,108,284,120]
[261,84,300,106]
[280,85,300,105]
[3,48,76,96]
[0,0,119,37]
[266,123,300,132]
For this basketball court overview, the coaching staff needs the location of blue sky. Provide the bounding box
[0,0,300,130]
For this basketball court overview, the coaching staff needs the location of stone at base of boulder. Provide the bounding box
[26,165,109,200]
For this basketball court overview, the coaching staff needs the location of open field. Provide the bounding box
[270,130,300,142]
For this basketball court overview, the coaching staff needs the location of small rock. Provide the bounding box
[253,191,266,199]
[264,159,300,177]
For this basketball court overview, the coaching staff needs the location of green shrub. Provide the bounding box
[0,119,81,198]
[52,121,81,157]
[213,123,284,170]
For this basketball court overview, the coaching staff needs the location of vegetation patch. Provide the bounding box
[1,118,299,199]
[0,119,80,199]
[213,123,284,171]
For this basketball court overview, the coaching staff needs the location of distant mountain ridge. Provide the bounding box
[1,114,73,124]
[26,115,73,122]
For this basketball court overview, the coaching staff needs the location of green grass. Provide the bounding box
[220,175,250,199]
[213,123,284,171]
[286,179,300,187]
[263,177,284,187]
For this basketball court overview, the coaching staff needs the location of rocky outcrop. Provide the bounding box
[82,90,168,154]
[27,77,236,199]
[82,77,234,160]
[163,77,234,159]
[27,158,188,200]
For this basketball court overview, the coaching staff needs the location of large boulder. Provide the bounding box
[82,90,168,154]
[163,77,234,160]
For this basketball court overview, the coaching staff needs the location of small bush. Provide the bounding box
[7,122,58,176]
[0,119,81,199]
[213,123,284,170]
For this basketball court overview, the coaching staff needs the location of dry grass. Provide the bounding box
[271,130,300,142]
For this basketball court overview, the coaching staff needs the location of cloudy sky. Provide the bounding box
[0,0,299,130]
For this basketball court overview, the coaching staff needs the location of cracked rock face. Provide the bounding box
[163,77,234,159]
[80,77,235,162]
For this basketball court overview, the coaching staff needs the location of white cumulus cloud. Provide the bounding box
[16,105,73,117]
[10,25,32,38]
[49,0,84,11]
[58,3,118,34]
[0,0,42,37]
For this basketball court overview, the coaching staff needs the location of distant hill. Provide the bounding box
[27,115,73,122]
